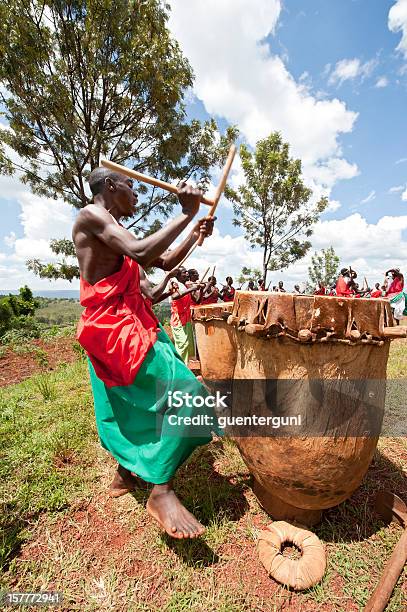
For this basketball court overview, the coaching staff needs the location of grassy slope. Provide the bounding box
[0,342,406,611]
[34,300,83,326]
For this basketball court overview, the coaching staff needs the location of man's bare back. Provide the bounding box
[73,205,126,285]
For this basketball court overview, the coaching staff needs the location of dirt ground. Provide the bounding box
[0,337,78,387]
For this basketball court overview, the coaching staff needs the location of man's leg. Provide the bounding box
[171,324,189,364]
[108,464,146,498]
[88,331,216,539]
[146,480,205,538]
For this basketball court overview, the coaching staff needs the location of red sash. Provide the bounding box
[77,256,158,387]
[170,293,192,327]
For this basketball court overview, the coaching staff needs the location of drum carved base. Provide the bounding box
[254,480,323,527]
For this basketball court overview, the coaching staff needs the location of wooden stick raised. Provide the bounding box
[196,145,236,246]
[169,145,237,267]
[100,159,215,206]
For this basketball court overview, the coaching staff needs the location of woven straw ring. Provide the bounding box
[257,521,326,590]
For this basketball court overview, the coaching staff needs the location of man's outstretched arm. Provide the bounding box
[139,267,179,304]
[78,185,203,267]
[152,217,215,271]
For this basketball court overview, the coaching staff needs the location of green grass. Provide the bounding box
[0,360,98,577]
[0,340,405,610]
[35,300,83,327]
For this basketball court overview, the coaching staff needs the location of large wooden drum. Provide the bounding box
[191,301,235,379]
[193,292,403,525]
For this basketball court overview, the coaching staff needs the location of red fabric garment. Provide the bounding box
[170,293,192,327]
[371,290,382,298]
[201,289,219,305]
[77,256,158,388]
[336,276,353,297]
[314,287,326,296]
[222,287,235,302]
[386,277,404,296]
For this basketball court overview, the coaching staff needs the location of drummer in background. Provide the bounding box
[335,268,354,297]
[169,268,202,364]
[314,282,326,296]
[370,283,383,298]
[278,281,286,293]
[293,284,302,294]
[247,279,257,291]
[386,268,404,297]
[186,268,203,304]
[201,276,219,304]
[258,278,266,291]
[220,276,236,302]
[385,268,405,324]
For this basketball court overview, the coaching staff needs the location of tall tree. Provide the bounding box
[307,246,340,291]
[237,266,262,288]
[225,133,327,284]
[0,0,237,278]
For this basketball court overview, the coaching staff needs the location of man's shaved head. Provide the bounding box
[88,167,123,196]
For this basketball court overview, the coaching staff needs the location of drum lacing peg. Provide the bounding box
[245,323,266,336]
[227,315,239,326]
[298,329,312,342]
[350,329,361,341]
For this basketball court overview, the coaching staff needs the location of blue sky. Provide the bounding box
[1,0,407,289]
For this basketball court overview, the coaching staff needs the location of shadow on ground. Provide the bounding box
[315,445,407,543]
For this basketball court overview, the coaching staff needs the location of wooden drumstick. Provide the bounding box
[100,159,215,206]
[172,145,237,266]
[101,145,236,209]
[196,145,236,247]
[200,266,210,283]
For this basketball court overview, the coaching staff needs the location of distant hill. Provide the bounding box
[0,290,80,300]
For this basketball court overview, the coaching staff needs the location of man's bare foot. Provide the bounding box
[108,465,142,498]
[146,483,205,539]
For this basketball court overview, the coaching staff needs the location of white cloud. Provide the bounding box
[389,185,405,193]
[306,157,359,189]
[0,181,77,289]
[389,0,407,58]
[402,188,407,201]
[328,58,376,86]
[375,76,389,88]
[4,231,16,247]
[396,157,407,164]
[168,0,358,177]
[360,190,376,204]
[326,200,341,212]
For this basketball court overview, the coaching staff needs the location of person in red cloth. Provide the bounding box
[335,268,354,297]
[386,269,404,297]
[169,268,201,364]
[314,282,326,296]
[385,268,405,323]
[258,278,266,291]
[370,283,383,299]
[73,167,218,540]
[186,268,203,304]
[220,276,236,302]
[201,276,219,304]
